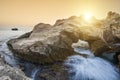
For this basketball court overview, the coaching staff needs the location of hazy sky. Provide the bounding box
[0,0,120,27]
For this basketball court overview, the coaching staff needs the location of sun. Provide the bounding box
[84,13,92,21]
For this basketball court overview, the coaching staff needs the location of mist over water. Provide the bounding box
[65,49,120,80]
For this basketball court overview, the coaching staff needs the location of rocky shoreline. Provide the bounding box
[0,11,119,80]
[7,12,120,66]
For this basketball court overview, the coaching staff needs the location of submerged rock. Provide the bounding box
[11,28,18,31]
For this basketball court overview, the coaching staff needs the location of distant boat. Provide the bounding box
[11,28,18,31]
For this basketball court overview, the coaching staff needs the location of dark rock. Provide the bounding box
[18,31,32,39]
[11,28,18,31]
[114,52,120,69]
[0,54,1,58]
[118,54,120,62]
[35,63,69,80]
[118,54,120,69]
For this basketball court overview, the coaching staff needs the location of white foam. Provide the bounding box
[65,53,120,80]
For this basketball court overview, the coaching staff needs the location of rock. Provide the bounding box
[90,40,109,55]
[0,54,1,58]
[0,57,31,80]
[72,39,90,49]
[7,11,120,64]
[72,40,94,58]
[101,11,120,51]
[35,63,69,80]
[11,28,18,31]
[0,76,12,80]
[113,52,120,63]
[7,20,81,64]
[7,15,103,64]
[118,54,120,62]
[18,31,32,39]
[114,52,120,69]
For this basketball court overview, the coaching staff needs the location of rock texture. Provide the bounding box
[34,63,69,80]
[7,20,81,63]
[113,52,120,69]
[0,55,31,80]
[7,11,120,64]
[101,11,120,51]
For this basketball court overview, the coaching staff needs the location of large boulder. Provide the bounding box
[7,18,82,64]
[7,12,120,64]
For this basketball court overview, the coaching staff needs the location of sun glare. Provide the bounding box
[84,13,92,21]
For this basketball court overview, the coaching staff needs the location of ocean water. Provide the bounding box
[0,30,27,41]
[65,49,120,80]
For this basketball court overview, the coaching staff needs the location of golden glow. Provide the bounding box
[84,13,92,21]
[0,0,120,26]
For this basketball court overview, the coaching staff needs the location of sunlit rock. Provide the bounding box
[7,11,120,64]
[7,19,81,64]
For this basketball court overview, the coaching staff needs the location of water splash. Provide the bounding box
[31,68,42,80]
[0,38,20,67]
[65,52,120,80]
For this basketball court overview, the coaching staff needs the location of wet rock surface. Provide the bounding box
[0,54,31,80]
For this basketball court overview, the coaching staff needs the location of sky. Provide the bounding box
[0,0,120,28]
